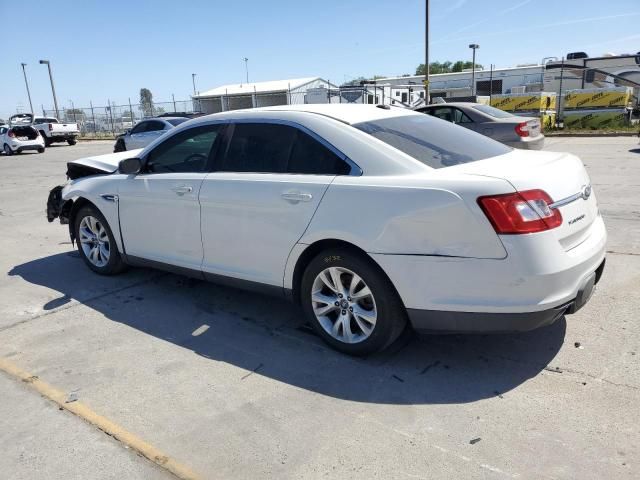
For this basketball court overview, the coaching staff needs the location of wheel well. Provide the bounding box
[67,197,97,245]
[290,239,395,305]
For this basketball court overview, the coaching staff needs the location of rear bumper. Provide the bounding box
[408,258,605,333]
[505,135,545,150]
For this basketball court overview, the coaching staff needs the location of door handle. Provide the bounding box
[171,185,193,195]
[281,192,313,203]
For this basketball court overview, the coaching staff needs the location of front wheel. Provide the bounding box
[74,204,126,275]
[67,138,77,145]
[300,248,407,356]
[38,147,45,153]
[113,138,126,152]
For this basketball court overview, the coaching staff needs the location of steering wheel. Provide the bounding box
[184,153,208,165]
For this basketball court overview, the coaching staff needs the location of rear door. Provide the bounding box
[199,121,352,286]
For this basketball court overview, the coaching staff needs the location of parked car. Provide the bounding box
[31,115,79,147]
[1,123,45,155]
[415,102,545,150]
[47,104,605,355]
[113,117,190,152]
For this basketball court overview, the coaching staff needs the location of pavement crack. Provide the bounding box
[606,250,640,257]
[0,273,167,333]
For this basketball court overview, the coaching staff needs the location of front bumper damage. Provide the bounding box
[46,185,71,224]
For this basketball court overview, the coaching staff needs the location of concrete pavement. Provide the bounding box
[0,138,638,479]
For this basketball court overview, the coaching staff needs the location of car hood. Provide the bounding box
[69,149,143,173]
[66,149,143,179]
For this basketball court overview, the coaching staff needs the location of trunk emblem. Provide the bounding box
[581,185,592,200]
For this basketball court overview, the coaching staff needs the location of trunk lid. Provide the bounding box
[449,149,598,250]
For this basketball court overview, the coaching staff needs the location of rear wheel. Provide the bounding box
[74,204,126,275]
[38,147,45,154]
[300,248,407,356]
[3,144,12,156]
[40,132,51,147]
[67,138,77,146]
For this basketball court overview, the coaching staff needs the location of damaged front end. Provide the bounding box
[46,148,141,224]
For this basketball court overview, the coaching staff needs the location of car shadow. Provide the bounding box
[629,148,640,154]
[9,253,566,405]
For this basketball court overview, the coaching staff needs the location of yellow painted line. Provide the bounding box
[0,357,201,480]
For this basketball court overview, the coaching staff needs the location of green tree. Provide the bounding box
[139,88,154,116]
[416,60,482,75]
[340,76,368,87]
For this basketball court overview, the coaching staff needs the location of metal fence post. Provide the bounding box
[90,101,96,136]
[172,94,177,112]
[489,64,493,103]
[288,83,291,104]
[71,100,77,124]
[557,57,565,127]
[128,97,134,125]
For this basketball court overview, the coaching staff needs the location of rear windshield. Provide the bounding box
[35,118,58,123]
[354,114,511,169]
[167,118,189,126]
[472,105,514,118]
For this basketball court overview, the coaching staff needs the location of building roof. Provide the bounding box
[378,65,544,83]
[194,77,324,98]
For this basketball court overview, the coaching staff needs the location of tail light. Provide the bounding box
[7,130,15,138]
[514,122,530,137]
[48,123,53,131]
[478,189,562,234]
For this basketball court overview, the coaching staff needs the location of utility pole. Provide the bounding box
[468,44,479,96]
[243,57,249,84]
[191,73,197,96]
[39,60,60,118]
[424,0,430,104]
[20,63,34,114]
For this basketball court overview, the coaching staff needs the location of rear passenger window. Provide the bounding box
[289,130,350,175]
[216,123,351,175]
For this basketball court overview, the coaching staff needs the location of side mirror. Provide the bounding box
[119,157,142,175]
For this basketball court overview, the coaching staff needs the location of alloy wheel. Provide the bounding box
[311,267,377,344]
[78,215,110,267]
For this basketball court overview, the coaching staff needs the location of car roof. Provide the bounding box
[191,104,418,126]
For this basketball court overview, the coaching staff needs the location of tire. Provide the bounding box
[113,138,126,152]
[300,247,407,356]
[40,132,51,147]
[67,138,77,146]
[38,147,45,154]
[3,144,12,156]
[74,204,127,275]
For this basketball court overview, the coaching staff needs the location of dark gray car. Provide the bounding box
[415,102,544,150]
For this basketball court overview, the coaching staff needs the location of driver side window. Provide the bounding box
[145,124,221,173]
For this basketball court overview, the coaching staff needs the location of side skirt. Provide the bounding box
[123,255,291,299]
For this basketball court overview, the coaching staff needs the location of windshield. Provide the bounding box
[472,104,515,118]
[353,114,511,169]
[167,118,189,126]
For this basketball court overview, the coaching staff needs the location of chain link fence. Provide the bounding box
[43,99,198,138]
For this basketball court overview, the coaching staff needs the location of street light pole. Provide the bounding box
[243,57,249,84]
[424,0,430,104]
[20,63,34,114]
[468,44,479,96]
[39,60,60,118]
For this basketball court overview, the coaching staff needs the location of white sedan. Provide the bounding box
[47,105,606,355]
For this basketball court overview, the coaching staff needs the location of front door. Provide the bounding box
[118,123,223,269]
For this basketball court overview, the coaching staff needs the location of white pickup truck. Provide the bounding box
[11,114,79,147]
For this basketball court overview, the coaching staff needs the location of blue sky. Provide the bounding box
[2,0,639,118]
